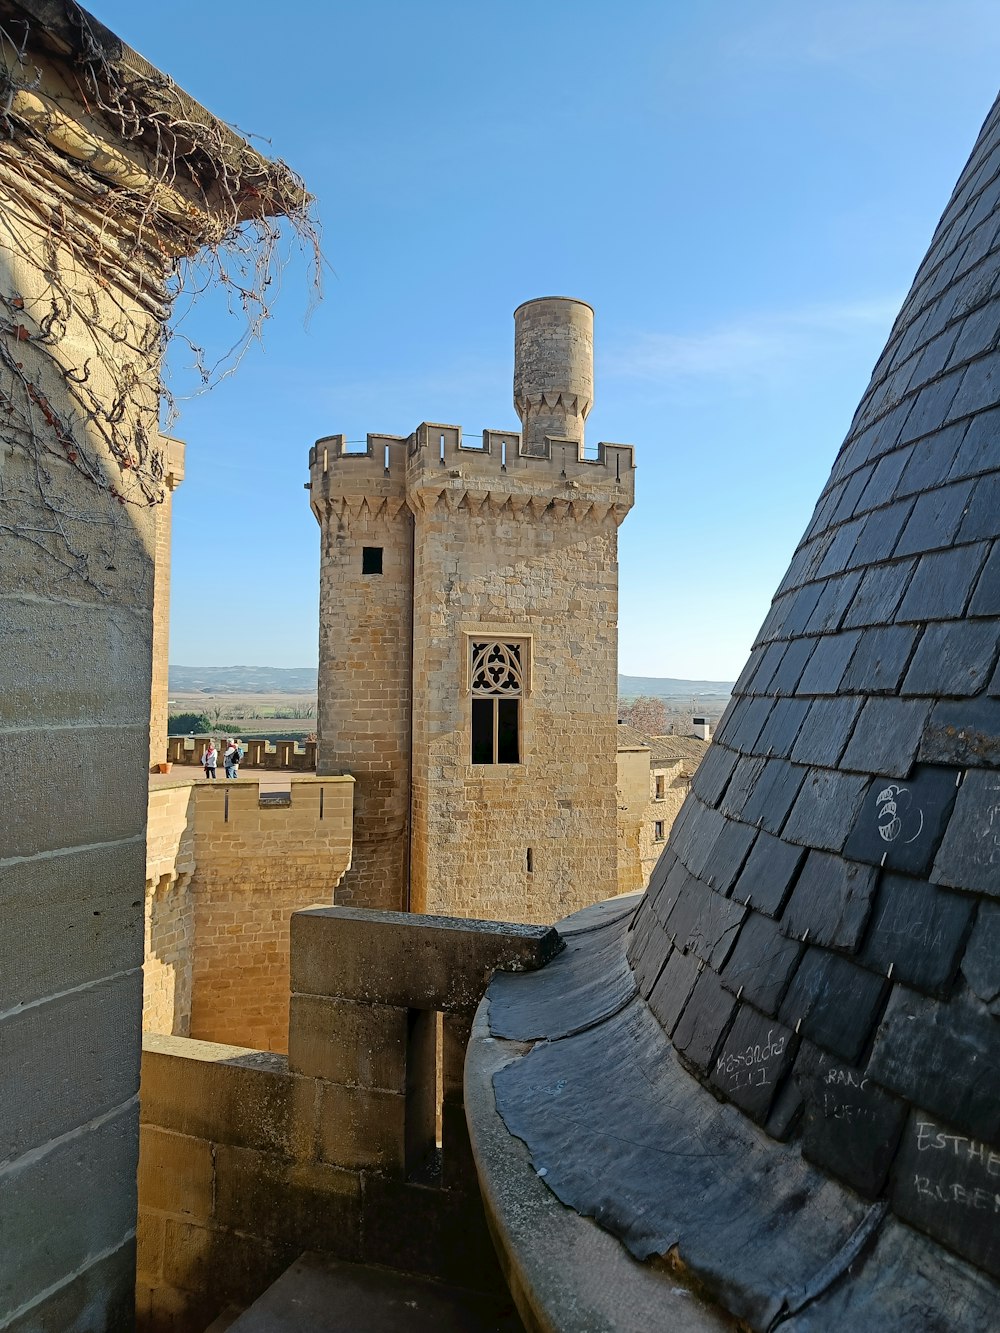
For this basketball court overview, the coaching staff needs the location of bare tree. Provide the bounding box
[618,695,668,734]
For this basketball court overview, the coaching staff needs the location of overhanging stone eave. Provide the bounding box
[2,0,310,220]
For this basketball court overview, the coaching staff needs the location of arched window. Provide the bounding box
[470,640,523,764]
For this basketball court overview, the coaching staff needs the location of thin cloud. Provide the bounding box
[605,296,902,386]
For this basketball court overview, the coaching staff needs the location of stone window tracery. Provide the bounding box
[470,640,523,764]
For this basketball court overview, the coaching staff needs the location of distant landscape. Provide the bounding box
[167,665,734,740]
[617,674,734,701]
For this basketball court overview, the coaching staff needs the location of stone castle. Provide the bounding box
[310,297,635,922]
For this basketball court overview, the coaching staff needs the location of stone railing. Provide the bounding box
[137,907,561,1331]
[166,736,317,770]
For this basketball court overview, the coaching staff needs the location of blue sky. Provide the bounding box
[95,1,1000,679]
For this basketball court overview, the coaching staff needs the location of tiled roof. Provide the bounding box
[645,734,710,765]
[625,91,1000,1290]
[614,724,651,752]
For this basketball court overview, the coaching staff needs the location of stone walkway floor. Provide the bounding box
[222,1254,524,1333]
[149,766,308,793]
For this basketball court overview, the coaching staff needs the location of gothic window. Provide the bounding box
[470,640,523,765]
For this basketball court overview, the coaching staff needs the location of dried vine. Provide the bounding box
[0,2,319,589]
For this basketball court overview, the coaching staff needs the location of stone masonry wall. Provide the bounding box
[142,777,354,1054]
[616,745,649,895]
[188,777,354,1052]
[136,908,556,1332]
[314,442,413,912]
[149,439,184,771]
[1,34,163,1331]
[145,785,197,1036]
[410,502,622,924]
[638,761,690,885]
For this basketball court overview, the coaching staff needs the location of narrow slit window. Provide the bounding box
[362,546,383,575]
[654,820,665,841]
[655,774,665,800]
[470,639,523,765]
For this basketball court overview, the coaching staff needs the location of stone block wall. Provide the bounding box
[616,743,649,895]
[137,907,559,1331]
[638,761,692,883]
[188,777,353,1052]
[145,785,197,1036]
[142,777,354,1053]
[149,438,184,771]
[409,500,623,924]
[312,437,413,912]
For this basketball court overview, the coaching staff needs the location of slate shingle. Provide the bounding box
[722,911,802,1015]
[930,768,1000,895]
[782,769,869,854]
[805,571,864,635]
[839,697,933,777]
[840,625,919,694]
[753,698,811,759]
[896,420,967,495]
[919,695,1000,766]
[960,472,1000,542]
[843,561,915,630]
[790,697,864,768]
[690,743,740,808]
[895,543,989,621]
[766,636,815,696]
[969,541,1000,616]
[893,480,976,557]
[901,619,1000,695]
[730,830,806,918]
[699,818,758,898]
[794,631,861,696]
[779,849,877,952]
[869,986,1000,1142]
[672,967,738,1075]
[647,947,701,1037]
[845,501,914,569]
[710,1005,796,1125]
[961,900,1000,1002]
[779,948,888,1064]
[859,872,972,995]
[843,765,959,877]
[796,1044,907,1198]
[739,758,807,834]
[947,401,1000,477]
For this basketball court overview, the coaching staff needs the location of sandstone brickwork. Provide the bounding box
[314,439,412,912]
[144,785,197,1035]
[310,299,635,926]
[149,437,185,771]
[0,8,301,1325]
[143,776,354,1053]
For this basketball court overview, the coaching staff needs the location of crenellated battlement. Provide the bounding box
[308,421,635,523]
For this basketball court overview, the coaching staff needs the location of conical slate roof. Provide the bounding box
[627,91,1000,1284]
[479,90,1000,1333]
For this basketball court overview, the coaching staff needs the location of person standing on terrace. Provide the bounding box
[202,740,218,779]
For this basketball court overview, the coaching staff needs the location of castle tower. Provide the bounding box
[310,299,635,921]
[513,296,594,454]
[310,435,413,910]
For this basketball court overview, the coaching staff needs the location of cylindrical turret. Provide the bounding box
[513,297,593,456]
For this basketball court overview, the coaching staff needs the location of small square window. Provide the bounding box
[654,820,665,841]
[362,546,383,575]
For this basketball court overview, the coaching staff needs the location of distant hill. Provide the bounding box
[618,674,734,699]
[169,665,733,700]
[169,665,317,694]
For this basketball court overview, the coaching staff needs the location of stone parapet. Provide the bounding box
[137,908,559,1331]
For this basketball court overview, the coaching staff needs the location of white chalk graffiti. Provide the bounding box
[875,783,924,845]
